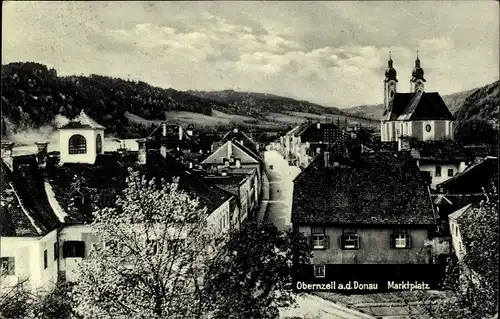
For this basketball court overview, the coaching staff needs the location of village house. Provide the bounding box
[291,139,439,284]
[200,135,263,222]
[0,111,238,291]
[281,120,346,169]
[448,203,473,261]
[397,138,469,190]
[433,156,498,231]
[380,54,455,143]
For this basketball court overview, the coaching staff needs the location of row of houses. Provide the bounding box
[282,55,498,286]
[0,111,264,291]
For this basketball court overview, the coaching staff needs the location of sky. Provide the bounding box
[2,1,499,108]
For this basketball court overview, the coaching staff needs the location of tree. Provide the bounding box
[455,117,498,145]
[203,221,311,319]
[424,178,499,318]
[0,275,35,319]
[71,169,221,319]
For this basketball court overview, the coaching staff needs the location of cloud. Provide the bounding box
[2,1,498,108]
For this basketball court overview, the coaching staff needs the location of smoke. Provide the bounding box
[6,114,71,146]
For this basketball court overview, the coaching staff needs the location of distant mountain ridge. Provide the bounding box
[186,89,349,118]
[345,87,480,121]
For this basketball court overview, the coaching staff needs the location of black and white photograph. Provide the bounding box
[1,1,498,318]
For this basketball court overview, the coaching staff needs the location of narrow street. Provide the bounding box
[263,149,375,319]
[263,149,301,231]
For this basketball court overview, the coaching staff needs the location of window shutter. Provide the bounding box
[339,235,344,248]
[355,235,360,249]
[324,236,330,249]
[8,257,15,275]
[62,242,70,258]
[407,236,412,249]
[77,242,86,258]
[390,234,396,248]
[308,236,313,248]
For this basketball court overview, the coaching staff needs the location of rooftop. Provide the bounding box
[58,110,106,130]
[382,92,454,121]
[292,146,435,225]
[1,150,233,235]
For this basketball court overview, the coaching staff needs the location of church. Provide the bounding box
[380,54,455,142]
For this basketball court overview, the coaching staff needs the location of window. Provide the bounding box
[54,242,59,260]
[68,134,87,154]
[62,241,85,258]
[310,227,329,250]
[435,166,442,177]
[0,257,15,275]
[425,124,432,132]
[341,229,359,250]
[44,249,48,269]
[389,90,394,98]
[314,265,325,278]
[391,230,412,249]
[316,147,321,154]
[448,169,454,177]
[96,134,103,154]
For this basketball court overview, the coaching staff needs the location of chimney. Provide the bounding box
[162,122,167,136]
[178,126,183,141]
[35,141,49,168]
[235,159,241,168]
[136,139,147,165]
[160,142,167,158]
[1,141,15,171]
[233,128,239,133]
[187,128,193,136]
[227,140,233,158]
[189,162,193,169]
[317,122,321,129]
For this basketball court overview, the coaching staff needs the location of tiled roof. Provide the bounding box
[382,92,454,121]
[292,150,435,225]
[58,110,105,130]
[1,157,60,236]
[43,151,233,223]
[204,175,247,196]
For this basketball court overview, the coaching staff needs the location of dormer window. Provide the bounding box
[69,134,87,154]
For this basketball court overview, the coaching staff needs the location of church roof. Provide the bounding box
[382,92,454,121]
[58,110,105,130]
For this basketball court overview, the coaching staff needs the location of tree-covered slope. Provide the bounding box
[1,62,228,137]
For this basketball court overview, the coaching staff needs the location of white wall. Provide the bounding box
[418,162,466,189]
[59,129,104,164]
[449,219,465,261]
[0,228,58,291]
[58,224,98,282]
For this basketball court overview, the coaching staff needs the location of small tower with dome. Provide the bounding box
[384,53,398,114]
[58,110,105,165]
[410,51,426,93]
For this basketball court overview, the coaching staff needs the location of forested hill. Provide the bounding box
[455,80,499,126]
[1,62,352,139]
[187,89,348,118]
[1,62,232,138]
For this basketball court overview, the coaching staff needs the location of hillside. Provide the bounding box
[187,89,348,118]
[1,62,234,138]
[455,80,499,126]
[1,62,377,142]
[345,88,478,121]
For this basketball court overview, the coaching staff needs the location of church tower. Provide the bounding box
[384,53,398,113]
[410,52,426,93]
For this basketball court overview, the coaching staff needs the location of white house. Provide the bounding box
[448,204,473,261]
[1,113,237,291]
